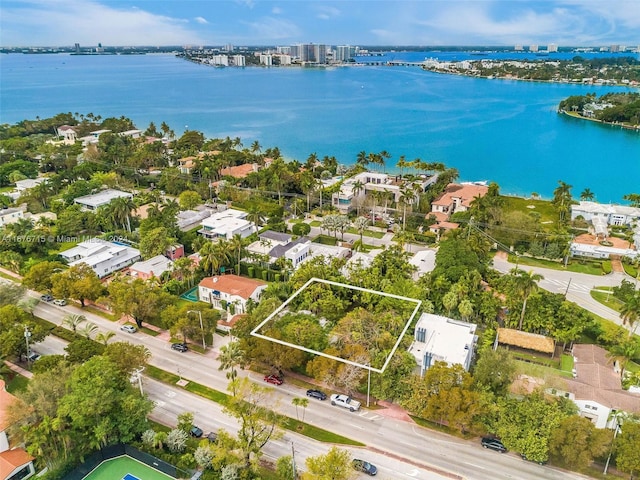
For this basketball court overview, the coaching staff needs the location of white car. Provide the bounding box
[120,325,137,333]
[330,394,361,412]
[53,299,67,306]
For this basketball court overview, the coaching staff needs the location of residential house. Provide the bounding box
[569,242,637,260]
[331,172,436,215]
[165,244,185,260]
[128,255,174,280]
[177,208,211,231]
[55,125,78,144]
[408,249,436,279]
[246,231,312,270]
[178,156,197,175]
[198,208,255,240]
[79,129,111,146]
[548,344,640,428]
[430,182,488,219]
[408,313,478,376]
[0,380,36,480]
[341,250,383,278]
[74,189,133,211]
[11,178,47,201]
[219,163,260,179]
[119,129,143,139]
[198,274,267,315]
[571,201,640,227]
[59,238,141,278]
[0,207,25,227]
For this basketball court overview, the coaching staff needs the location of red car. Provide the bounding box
[264,374,283,385]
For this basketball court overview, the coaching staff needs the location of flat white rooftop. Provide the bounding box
[74,189,133,208]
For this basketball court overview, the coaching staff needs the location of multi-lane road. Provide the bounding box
[29,293,593,480]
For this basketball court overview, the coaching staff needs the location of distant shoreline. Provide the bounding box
[558,110,640,132]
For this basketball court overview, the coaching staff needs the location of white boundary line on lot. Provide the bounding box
[250,277,422,373]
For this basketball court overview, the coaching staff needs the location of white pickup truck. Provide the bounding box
[330,394,361,412]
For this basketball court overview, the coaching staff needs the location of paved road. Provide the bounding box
[32,328,589,480]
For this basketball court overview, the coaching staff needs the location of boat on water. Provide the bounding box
[461,180,489,186]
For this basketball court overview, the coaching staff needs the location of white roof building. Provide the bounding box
[14,178,46,193]
[59,238,140,278]
[408,249,436,279]
[0,206,26,227]
[129,255,174,279]
[408,313,478,376]
[198,208,255,240]
[74,189,133,211]
[571,201,640,227]
[570,242,638,260]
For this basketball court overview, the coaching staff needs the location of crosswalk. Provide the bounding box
[541,278,592,294]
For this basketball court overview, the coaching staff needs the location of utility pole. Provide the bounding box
[564,278,572,297]
[24,326,31,363]
[291,442,297,479]
[132,366,145,396]
[188,310,207,350]
[366,364,371,408]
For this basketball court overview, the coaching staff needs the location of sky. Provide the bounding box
[1,0,639,47]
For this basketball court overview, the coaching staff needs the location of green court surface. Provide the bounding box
[83,456,173,480]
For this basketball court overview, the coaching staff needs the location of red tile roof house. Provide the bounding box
[198,274,267,316]
[0,380,36,480]
[429,183,488,234]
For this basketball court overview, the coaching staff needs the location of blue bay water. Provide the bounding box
[1,52,638,202]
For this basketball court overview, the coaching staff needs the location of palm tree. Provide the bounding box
[607,338,640,380]
[352,180,365,215]
[218,342,246,396]
[580,188,595,201]
[199,241,223,276]
[250,140,261,154]
[110,196,135,232]
[352,216,369,244]
[356,150,369,168]
[78,322,99,339]
[229,234,245,275]
[511,269,544,330]
[620,293,640,337]
[292,397,309,422]
[246,206,265,231]
[553,180,573,224]
[62,313,87,333]
[396,155,408,179]
[398,186,414,230]
[95,331,116,346]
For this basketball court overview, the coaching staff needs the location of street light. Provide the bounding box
[24,325,31,363]
[188,310,207,350]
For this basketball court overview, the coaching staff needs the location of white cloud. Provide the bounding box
[315,5,341,20]
[194,16,209,25]
[241,17,302,40]
[272,6,283,15]
[0,0,205,46]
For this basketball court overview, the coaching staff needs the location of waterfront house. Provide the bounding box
[198,274,267,315]
[219,163,260,179]
[55,125,78,144]
[198,208,255,240]
[73,189,133,211]
[407,313,478,376]
[0,380,36,480]
[429,183,488,233]
[246,231,312,270]
[59,238,141,278]
[571,201,640,227]
[79,129,111,146]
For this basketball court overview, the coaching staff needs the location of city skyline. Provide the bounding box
[1,0,639,48]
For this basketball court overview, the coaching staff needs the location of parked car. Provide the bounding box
[330,394,361,412]
[352,459,378,476]
[27,351,41,362]
[206,432,218,443]
[52,299,67,306]
[306,389,327,400]
[40,294,53,302]
[264,374,283,385]
[171,342,188,352]
[481,437,507,453]
[120,324,137,333]
[190,426,203,438]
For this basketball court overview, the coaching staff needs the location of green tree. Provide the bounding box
[139,226,175,259]
[62,313,87,333]
[0,305,47,359]
[620,293,640,337]
[107,277,176,328]
[511,269,544,330]
[549,416,609,468]
[472,348,516,396]
[103,342,151,376]
[218,341,246,395]
[303,446,356,480]
[179,190,202,210]
[65,338,104,363]
[552,180,573,224]
[51,263,104,307]
[615,421,640,477]
[0,282,26,306]
[22,261,67,293]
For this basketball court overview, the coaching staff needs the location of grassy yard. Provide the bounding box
[345,227,385,239]
[309,220,321,227]
[508,254,607,276]
[560,354,574,372]
[500,196,558,228]
[5,373,29,393]
[82,305,119,321]
[514,359,573,379]
[590,289,625,312]
[623,263,638,279]
[311,235,337,246]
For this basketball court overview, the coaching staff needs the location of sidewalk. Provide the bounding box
[4,360,34,379]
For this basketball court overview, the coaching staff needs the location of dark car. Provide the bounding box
[171,342,188,352]
[206,432,218,443]
[306,389,327,400]
[481,437,507,453]
[190,426,203,438]
[264,374,283,385]
[40,294,53,302]
[352,459,377,476]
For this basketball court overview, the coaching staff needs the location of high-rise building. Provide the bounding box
[336,45,357,62]
[609,45,620,53]
[259,54,273,66]
[514,44,524,51]
[277,46,291,55]
[529,44,538,52]
[548,43,558,53]
[230,55,245,67]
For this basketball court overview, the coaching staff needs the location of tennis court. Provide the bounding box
[82,455,173,480]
